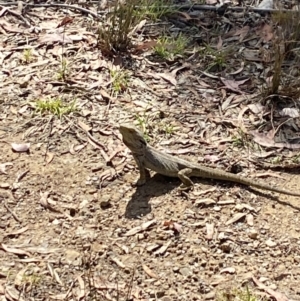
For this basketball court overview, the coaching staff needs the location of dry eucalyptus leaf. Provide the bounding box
[252,276,289,301]
[248,103,264,114]
[280,108,299,118]
[124,220,156,236]
[0,162,13,174]
[220,267,236,274]
[110,257,125,268]
[5,285,26,301]
[76,274,85,299]
[0,182,10,188]
[46,152,55,164]
[158,72,177,86]
[143,264,159,279]
[257,0,273,9]
[246,214,254,226]
[153,240,171,255]
[251,130,300,149]
[206,223,214,240]
[195,198,216,206]
[4,226,29,237]
[1,243,31,256]
[78,120,91,132]
[225,213,247,225]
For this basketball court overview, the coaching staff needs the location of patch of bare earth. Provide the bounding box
[1,1,300,301]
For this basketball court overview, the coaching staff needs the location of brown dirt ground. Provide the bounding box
[1,1,300,301]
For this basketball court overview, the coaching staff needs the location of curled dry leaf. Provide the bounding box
[143,264,159,279]
[252,276,289,301]
[206,223,214,240]
[1,243,31,256]
[76,275,85,300]
[220,267,236,274]
[39,191,62,213]
[24,246,61,254]
[50,292,72,300]
[248,103,264,114]
[129,19,147,36]
[4,226,28,237]
[220,77,249,93]
[46,152,55,164]
[280,107,299,118]
[158,72,177,86]
[250,130,300,149]
[99,88,113,102]
[110,257,125,268]
[246,214,254,226]
[0,162,13,174]
[92,276,126,290]
[225,213,247,225]
[47,262,63,285]
[78,120,91,132]
[39,191,50,208]
[39,33,73,44]
[124,220,156,236]
[153,240,171,255]
[134,40,157,53]
[16,169,29,182]
[195,198,216,206]
[0,182,10,188]
[57,16,74,28]
[5,285,26,301]
[69,143,87,155]
[14,267,28,286]
[11,143,30,152]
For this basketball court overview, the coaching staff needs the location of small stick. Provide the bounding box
[4,203,21,223]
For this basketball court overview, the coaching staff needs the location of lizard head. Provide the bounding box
[119,124,147,152]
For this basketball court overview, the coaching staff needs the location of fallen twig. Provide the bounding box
[0,1,101,19]
[4,202,21,223]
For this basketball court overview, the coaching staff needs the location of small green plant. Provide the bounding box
[57,59,69,80]
[154,33,188,60]
[270,155,283,165]
[110,68,130,96]
[97,0,177,54]
[134,115,151,141]
[21,48,33,64]
[292,154,300,163]
[232,130,250,149]
[139,0,176,21]
[163,124,175,135]
[97,0,140,54]
[202,44,228,71]
[157,121,175,136]
[217,286,264,301]
[21,274,41,286]
[35,98,76,117]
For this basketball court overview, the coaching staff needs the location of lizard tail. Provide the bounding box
[205,169,300,197]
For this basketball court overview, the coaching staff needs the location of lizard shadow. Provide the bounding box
[124,175,300,218]
[247,187,300,211]
[195,179,300,211]
[124,174,179,219]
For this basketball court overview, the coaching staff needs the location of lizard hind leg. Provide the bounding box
[178,168,194,190]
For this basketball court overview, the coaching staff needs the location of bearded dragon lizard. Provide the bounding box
[119,124,300,197]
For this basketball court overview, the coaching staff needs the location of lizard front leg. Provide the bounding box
[132,154,150,186]
[178,168,194,190]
